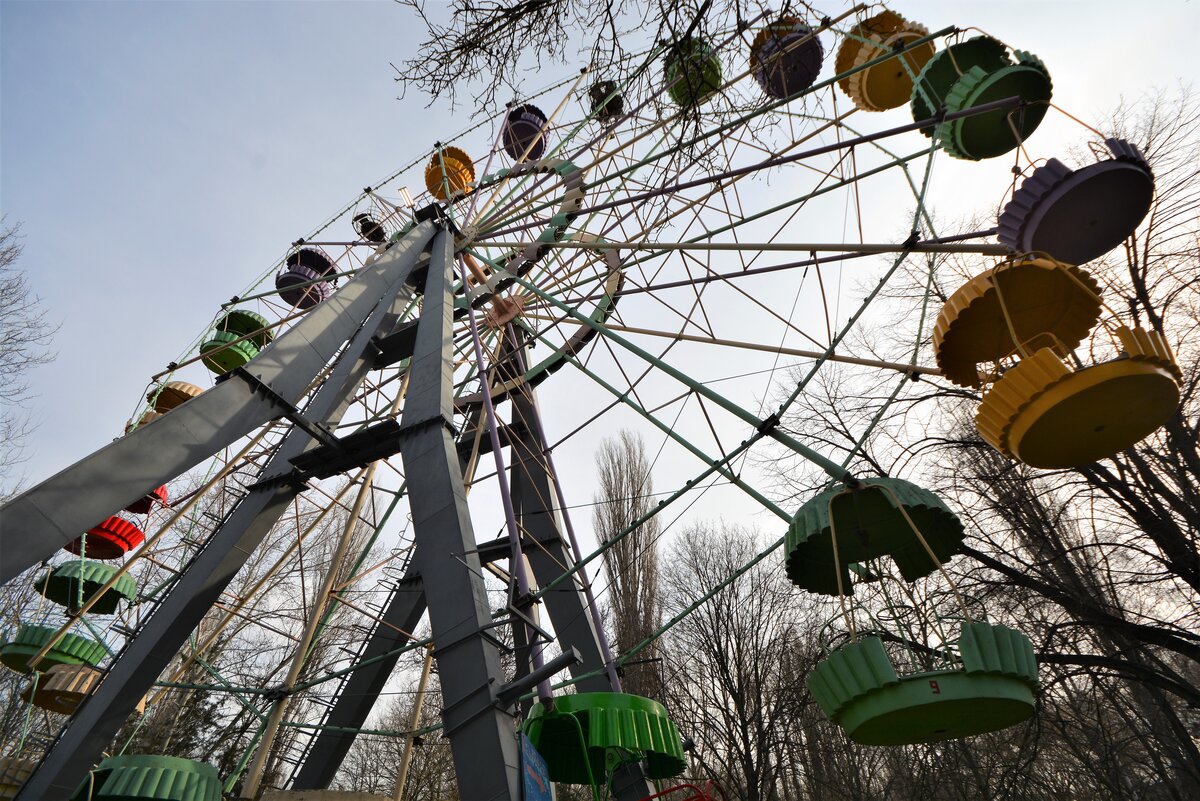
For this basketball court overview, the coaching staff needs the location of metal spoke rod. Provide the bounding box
[521,315,944,377]
[476,239,1013,255]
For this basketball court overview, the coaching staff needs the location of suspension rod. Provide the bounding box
[476,239,1012,255]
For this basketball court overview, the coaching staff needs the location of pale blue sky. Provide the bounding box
[3,0,1200,513]
[2,0,451,481]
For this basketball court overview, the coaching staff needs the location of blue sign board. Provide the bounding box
[522,733,553,801]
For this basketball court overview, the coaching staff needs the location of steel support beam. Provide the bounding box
[0,224,437,584]
[12,224,435,801]
[292,407,491,789]
[507,387,612,696]
[290,569,427,789]
[299,314,645,796]
[396,229,521,801]
[508,376,655,801]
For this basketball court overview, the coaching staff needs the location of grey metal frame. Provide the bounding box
[293,349,630,792]
[0,223,436,585]
[9,223,435,799]
[507,387,612,695]
[4,220,655,801]
[395,230,521,800]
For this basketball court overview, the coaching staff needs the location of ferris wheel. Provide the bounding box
[0,5,1167,801]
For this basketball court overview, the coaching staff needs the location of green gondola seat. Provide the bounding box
[215,309,273,349]
[73,755,221,801]
[938,50,1051,160]
[0,624,107,674]
[911,36,1008,133]
[35,560,137,614]
[807,621,1039,745]
[524,692,686,786]
[786,477,965,595]
[664,38,723,107]
[199,331,258,375]
[910,36,1051,160]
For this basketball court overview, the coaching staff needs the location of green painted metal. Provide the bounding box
[482,26,952,232]
[911,36,1009,135]
[216,309,274,348]
[191,654,268,723]
[807,622,1038,745]
[294,477,409,675]
[223,726,265,795]
[35,560,137,614]
[491,126,677,307]
[81,616,117,658]
[0,624,107,673]
[664,38,723,107]
[623,147,935,272]
[786,477,964,595]
[291,635,433,693]
[199,331,258,375]
[73,755,221,801]
[524,329,790,522]
[535,148,941,695]
[509,273,854,483]
[938,51,1051,160]
[524,692,686,785]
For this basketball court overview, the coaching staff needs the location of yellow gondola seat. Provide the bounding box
[424,146,475,201]
[976,326,1180,467]
[835,10,935,111]
[124,410,162,433]
[22,664,147,716]
[148,381,203,413]
[933,258,1102,388]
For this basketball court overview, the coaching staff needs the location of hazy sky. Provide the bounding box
[3,0,1199,520]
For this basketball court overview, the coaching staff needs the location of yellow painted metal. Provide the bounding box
[424,146,475,201]
[18,663,146,716]
[976,327,1180,467]
[124,410,162,434]
[0,757,34,800]
[835,10,935,111]
[150,381,204,413]
[933,258,1101,387]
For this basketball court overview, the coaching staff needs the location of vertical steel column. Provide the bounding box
[398,228,521,801]
[292,410,492,789]
[506,339,654,801]
[507,386,613,696]
[12,224,435,801]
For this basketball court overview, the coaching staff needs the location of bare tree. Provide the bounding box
[392,0,763,108]
[0,220,56,493]
[334,661,458,800]
[768,87,1200,800]
[593,429,662,698]
[660,522,812,801]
